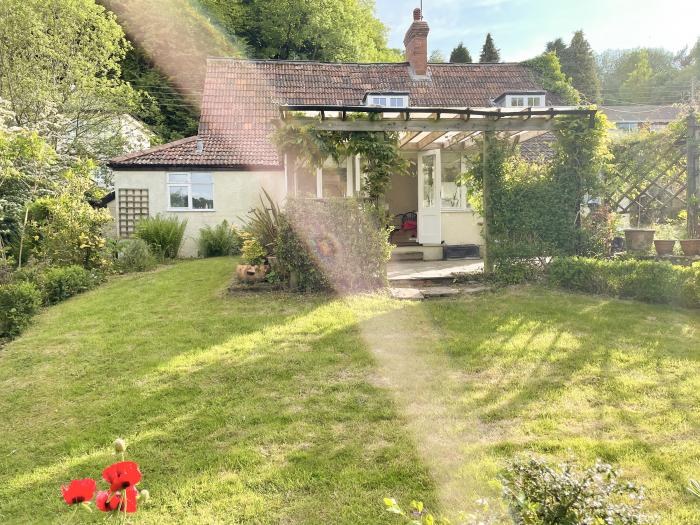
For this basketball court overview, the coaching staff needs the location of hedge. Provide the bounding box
[0,281,42,338]
[548,257,700,308]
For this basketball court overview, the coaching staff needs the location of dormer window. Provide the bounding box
[494,91,546,108]
[364,92,410,108]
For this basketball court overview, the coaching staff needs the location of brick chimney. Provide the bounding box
[404,7,430,76]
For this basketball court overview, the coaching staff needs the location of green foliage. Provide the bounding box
[463,114,610,282]
[0,281,41,338]
[522,52,581,105]
[479,33,500,63]
[275,198,392,292]
[240,235,267,266]
[597,43,700,105]
[242,189,282,253]
[198,220,242,258]
[120,45,199,142]
[429,50,446,64]
[37,265,101,305]
[29,162,113,270]
[449,42,472,63]
[501,457,651,525]
[273,123,409,201]
[114,238,157,273]
[559,31,601,103]
[548,257,700,308]
[0,0,137,159]
[198,0,401,62]
[135,215,187,259]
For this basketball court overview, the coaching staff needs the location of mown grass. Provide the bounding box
[423,287,700,524]
[0,258,434,524]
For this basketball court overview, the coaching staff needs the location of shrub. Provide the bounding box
[501,457,651,525]
[240,235,267,266]
[39,265,101,305]
[198,220,241,257]
[115,239,157,273]
[242,189,282,254]
[0,281,41,338]
[275,198,392,292]
[549,257,700,308]
[135,215,187,259]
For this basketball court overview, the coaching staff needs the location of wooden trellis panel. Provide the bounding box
[118,188,149,237]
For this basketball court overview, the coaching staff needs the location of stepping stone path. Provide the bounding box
[389,285,490,300]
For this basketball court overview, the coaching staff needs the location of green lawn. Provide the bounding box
[1,258,700,523]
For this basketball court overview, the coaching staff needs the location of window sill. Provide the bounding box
[167,208,217,213]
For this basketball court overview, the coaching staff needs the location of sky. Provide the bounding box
[375,0,700,62]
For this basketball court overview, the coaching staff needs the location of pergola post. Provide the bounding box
[688,112,699,239]
[482,130,495,274]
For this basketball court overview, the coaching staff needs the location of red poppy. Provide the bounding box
[102,461,141,492]
[61,478,96,505]
[96,487,137,513]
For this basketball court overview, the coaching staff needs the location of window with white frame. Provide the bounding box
[367,95,409,108]
[167,173,214,210]
[441,152,469,210]
[505,94,544,108]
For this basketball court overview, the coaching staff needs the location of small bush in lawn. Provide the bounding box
[501,457,652,525]
[40,265,101,305]
[135,215,187,259]
[0,281,42,338]
[115,239,157,273]
[198,220,241,257]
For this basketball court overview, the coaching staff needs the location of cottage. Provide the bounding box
[109,8,566,259]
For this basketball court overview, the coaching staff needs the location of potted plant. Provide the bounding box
[236,235,269,283]
[680,238,700,256]
[623,228,655,253]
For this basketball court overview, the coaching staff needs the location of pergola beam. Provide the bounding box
[417,131,448,149]
[284,117,561,132]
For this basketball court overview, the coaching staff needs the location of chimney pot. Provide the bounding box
[413,8,422,20]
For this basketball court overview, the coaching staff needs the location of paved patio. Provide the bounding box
[387,259,484,281]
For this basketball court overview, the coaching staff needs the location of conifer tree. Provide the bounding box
[564,31,601,103]
[479,33,500,63]
[450,42,472,63]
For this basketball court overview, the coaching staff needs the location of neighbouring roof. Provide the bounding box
[600,105,683,124]
[519,132,556,162]
[110,59,551,169]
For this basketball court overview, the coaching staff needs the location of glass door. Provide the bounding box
[417,149,442,245]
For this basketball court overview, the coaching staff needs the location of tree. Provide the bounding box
[479,33,500,63]
[0,0,138,161]
[198,0,401,63]
[450,42,472,63]
[562,31,601,103]
[429,50,446,63]
[620,49,654,104]
[546,38,567,58]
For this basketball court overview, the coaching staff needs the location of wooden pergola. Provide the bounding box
[279,104,598,272]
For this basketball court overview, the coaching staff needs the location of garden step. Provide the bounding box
[389,287,424,300]
[420,286,460,298]
[391,251,424,262]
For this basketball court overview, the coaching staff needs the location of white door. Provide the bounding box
[417,149,442,245]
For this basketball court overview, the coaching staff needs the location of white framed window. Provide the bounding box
[167,172,214,210]
[505,94,545,108]
[441,152,470,211]
[367,95,409,108]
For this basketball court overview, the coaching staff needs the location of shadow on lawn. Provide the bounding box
[421,287,700,519]
[1,264,434,523]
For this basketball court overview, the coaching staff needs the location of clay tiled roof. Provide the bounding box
[111,59,550,169]
[519,132,556,162]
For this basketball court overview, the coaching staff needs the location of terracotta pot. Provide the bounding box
[624,229,655,253]
[236,264,269,283]
[654,240,676,256]
[680,239,700,256]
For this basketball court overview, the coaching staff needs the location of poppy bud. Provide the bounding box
[114,438,127,453]
[140,489,150,502]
